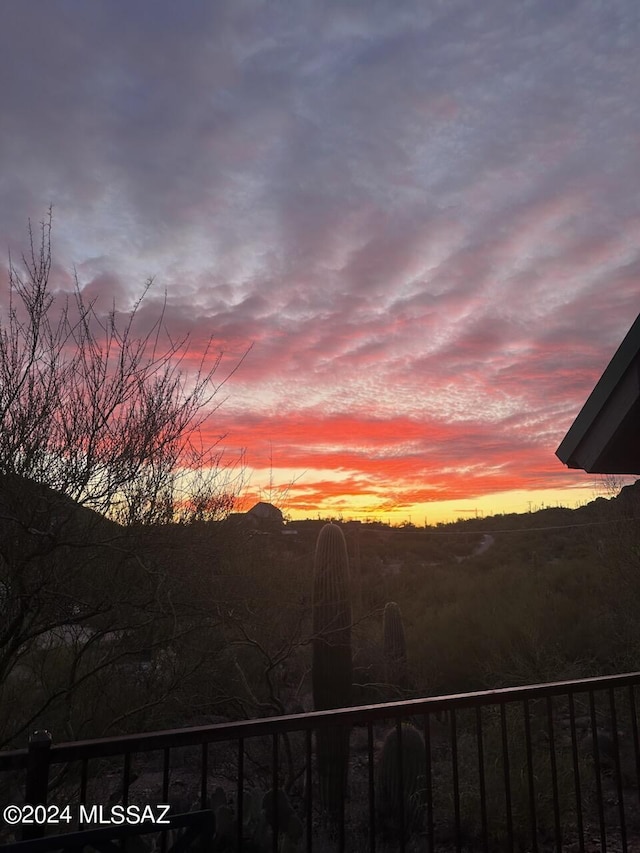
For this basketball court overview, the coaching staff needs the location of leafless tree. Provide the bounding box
[0,210,247,747]
[1,209,246,523]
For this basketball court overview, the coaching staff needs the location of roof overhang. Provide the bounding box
[556,313,640,474]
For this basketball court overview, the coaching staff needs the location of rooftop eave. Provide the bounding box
[556,314,640,475]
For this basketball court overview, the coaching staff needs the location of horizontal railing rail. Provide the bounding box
[3,671,640,768]
[2,670,640,852]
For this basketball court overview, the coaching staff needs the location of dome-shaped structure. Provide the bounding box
[246,501,284,529]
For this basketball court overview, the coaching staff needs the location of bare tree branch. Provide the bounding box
[0,212,247,745]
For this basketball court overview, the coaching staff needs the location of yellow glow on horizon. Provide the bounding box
[239,466,635,525]
[277,487,601,524]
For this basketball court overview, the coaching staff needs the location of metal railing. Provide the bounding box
[1,671,640,852]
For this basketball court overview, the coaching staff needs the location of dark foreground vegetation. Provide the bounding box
[2,483,640,852]
[4,479,639,752]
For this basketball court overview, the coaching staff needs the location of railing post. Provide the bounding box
[23,730,52,841]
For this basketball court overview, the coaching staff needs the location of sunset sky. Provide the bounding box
[1,1,639,523]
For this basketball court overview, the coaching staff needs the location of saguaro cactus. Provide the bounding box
[376,723,426,837]
[210,786,302,852]
[312,522,353,819]
[383,601,408,690]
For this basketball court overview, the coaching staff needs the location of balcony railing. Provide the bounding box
[1,671,640,852]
